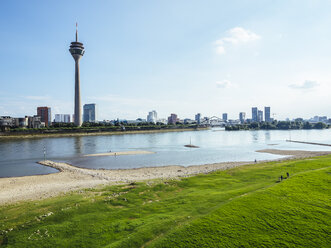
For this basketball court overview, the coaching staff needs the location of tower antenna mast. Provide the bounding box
[76,22,78,42]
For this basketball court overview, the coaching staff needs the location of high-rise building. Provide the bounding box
[63,114,70,123]
[195,113,201,124]
[264,107,271,122]
[147,110,157,123]
[69,23,85,126]
[83,104,97,122]
[37,107,51,127]
[258,110,263,122]
[168,113,178,125]
[252,107,258,122]
[55,114,71,123]
[222,113,228,121]
[239,112,246,123]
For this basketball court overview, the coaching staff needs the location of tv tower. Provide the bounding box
[69,23,85,126]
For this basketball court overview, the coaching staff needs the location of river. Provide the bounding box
[1,128,331,177]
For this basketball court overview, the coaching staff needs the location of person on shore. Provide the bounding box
[254,159,257,163]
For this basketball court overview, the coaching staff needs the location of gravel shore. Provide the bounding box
[1,149,330,205]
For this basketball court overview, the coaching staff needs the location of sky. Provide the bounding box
[1,0,331,121]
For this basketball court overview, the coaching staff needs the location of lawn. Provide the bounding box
[1,155,330,247]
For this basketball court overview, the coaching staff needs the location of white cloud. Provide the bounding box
[215,27,260,54]
[216,45,225,54]
[289,80,319,90]
[216,80,233,88]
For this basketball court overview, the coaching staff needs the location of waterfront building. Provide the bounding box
[252,107,258,122]
[37,107,51,127]
[265,107,271,122]
[258,110,263,122]
[83,104,97,122]
[0,116,14,127]
[222,113,228,121]
[18,117,28,127]
[147,110,157,123]
[55,114,71,123]
[168,113,178,125]
[195,113,201,124]
[239,112,246,123]
[27,115,43,128]
[157,118,168,124]
[69,23,85,126]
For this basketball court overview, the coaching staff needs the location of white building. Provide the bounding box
[55,114,71,123]
[147,110,158,123]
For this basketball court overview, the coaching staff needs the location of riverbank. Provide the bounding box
[0,127,208,140]
[1,153,330,247]
[1,149,330,205]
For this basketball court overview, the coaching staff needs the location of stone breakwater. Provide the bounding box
[1,149,330,205]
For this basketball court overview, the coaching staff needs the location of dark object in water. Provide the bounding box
[184,144,199,148]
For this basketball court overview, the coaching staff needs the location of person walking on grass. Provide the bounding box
[287,172,289,178]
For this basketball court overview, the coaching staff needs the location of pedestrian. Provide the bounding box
[280,175,283,181]
[286,172,289,178]
[254,159,257,163]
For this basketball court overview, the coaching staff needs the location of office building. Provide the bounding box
[83,104,97,122]
[222,113,228,121]
[264,107,271,122]
[239,112,246,123]
[55,114,71,123]
[258,110,263,122]
[37,107,51,127]
[147,110,157,123]
[69,23,85,126]
[195,113,201,124]
[252,107,258,122]
[168,113,178,125]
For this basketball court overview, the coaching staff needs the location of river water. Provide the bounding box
[1,128,331,177]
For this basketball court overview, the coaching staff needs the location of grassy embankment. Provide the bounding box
[1,156,330,247]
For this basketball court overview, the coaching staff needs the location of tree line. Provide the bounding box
[225,121,329,131]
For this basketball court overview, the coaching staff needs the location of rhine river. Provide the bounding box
[1,128,331,178]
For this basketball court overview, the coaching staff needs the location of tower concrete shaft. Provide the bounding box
[69,24,85,126]
[74,59,81,126]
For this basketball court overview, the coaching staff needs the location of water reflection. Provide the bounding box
[264,131,271,142]
[251,131,259,142]
[74,136,83,155]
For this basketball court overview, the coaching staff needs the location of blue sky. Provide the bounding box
[1,0,331,120]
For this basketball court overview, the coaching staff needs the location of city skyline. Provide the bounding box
[1,1,331,120]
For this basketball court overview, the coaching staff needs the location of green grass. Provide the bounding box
[1,156,330,247]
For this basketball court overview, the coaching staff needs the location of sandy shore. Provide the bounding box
[1,149,330,205]
[84,150,155,157]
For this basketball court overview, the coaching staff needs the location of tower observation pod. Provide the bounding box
[69,23,85,126]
